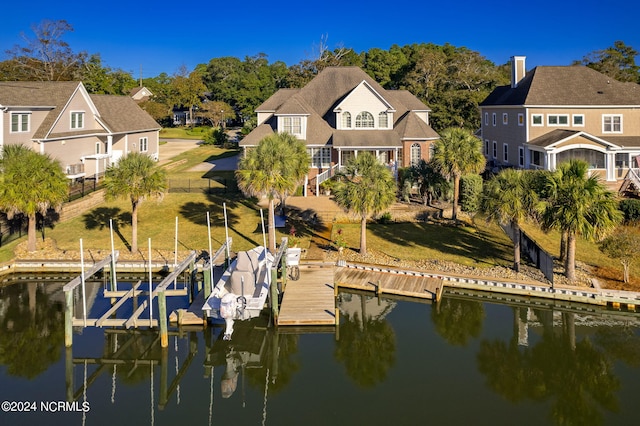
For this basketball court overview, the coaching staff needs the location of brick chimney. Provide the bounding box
[511,56,526,88]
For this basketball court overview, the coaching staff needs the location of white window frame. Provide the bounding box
[10,112,30,133]
[602,114,622,133]
[378,112,388,128]
[502,113,508,125]
[282,116,302,135]
[342,112,351,128]
[71,111,85,129]
[518,147,524,167]
[572,114,585,127]
[410,143,421,167]
[95,142,101,154]
[492,141,497,159]
[355,111,374,128]
[139,137,148,152]
[307,147,331,168]
[484,139,490,157]
[518,113,524,126]
[484,112,489,126]
[503,143,508,163]
[492,113,497,126]
[547,114,569,126]
[531,114,543,126]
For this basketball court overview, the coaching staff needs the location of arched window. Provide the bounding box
[342,112,351,128]
[355,111,374,128]
[378,112,388,128]
[410,143,421,167]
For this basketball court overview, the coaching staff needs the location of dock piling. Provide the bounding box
[158,290,168,348]
[271,267,279,324]
[65,290,73,347]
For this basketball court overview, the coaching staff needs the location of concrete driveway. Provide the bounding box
[158,139,202,165]
[158,138,240,172]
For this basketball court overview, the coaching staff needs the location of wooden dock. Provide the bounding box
[278,264,336,326]
[334,265,443,301]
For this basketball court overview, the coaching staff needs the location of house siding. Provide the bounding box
[481,107,526,167]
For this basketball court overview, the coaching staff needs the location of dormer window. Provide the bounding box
[355,111,374,128]
[282,116,302,135]
[342,112,351,128]
[378,112,388,128]
[71,111,84,129]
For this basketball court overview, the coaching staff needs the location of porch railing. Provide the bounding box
[626,168,640,190]
[315,164,340,196]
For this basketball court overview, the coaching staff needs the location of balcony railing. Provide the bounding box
[66,163,85,176]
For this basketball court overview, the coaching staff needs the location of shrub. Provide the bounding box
[460,174,483,213]
[619,199,640,224]
[202,127,228,146]
[377,211,393,224]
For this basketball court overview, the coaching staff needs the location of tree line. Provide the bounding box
[3,20,639,132]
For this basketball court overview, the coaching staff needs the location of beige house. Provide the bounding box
[241,66,439,195]
[130,86,154,102]
[0,81,160,181]
[480,56,640,191]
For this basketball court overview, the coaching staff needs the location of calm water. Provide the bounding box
[1,277,639,426]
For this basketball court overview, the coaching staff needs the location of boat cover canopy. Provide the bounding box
[225,250,260,296]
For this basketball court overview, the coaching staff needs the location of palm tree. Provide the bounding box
[408,159,450,206]
[103,152,167,253]
[333,152,396,256]
[541,160,621,281]
[0,144,68,252]
[431,127,486,220]
[480,169,540,272]
[236,132,310,253]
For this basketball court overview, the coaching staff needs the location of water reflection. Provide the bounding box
[335,292,396,388]
[0,282,65,378]
[431,297,485,346]
[1,278,640,425]
[475,304,640,426]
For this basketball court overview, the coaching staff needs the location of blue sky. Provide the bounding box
[2,0,639,79]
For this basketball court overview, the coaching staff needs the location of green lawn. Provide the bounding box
[0,140,636,290]
[332,219,515,268]
[34,193,290,256]
[160,126,210,140]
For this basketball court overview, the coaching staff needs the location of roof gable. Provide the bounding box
[46,83,104,138]
[333,80,394,113]
[527,129,622,150]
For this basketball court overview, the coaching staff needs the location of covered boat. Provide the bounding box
[202,246,274,340]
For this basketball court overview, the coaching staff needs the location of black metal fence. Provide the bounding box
[68,174,104,202]
[167,177,238,194]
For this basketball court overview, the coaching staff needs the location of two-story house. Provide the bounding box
[0,81,161,181]
[241,66,440,195]
[480,56,640,191]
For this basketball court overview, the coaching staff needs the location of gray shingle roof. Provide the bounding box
[526,129,581,147]
[0,81,82,139]
[481,66,640,106]
[394,112,440,140]
[0,81,78,106]
[90,94,160,133]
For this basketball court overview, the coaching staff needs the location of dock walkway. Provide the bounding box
[277,264,336,326]
[334,264,442,301]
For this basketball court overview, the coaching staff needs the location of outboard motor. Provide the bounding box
[220,293,237,340]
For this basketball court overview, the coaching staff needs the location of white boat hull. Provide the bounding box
[202,246,273,339]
